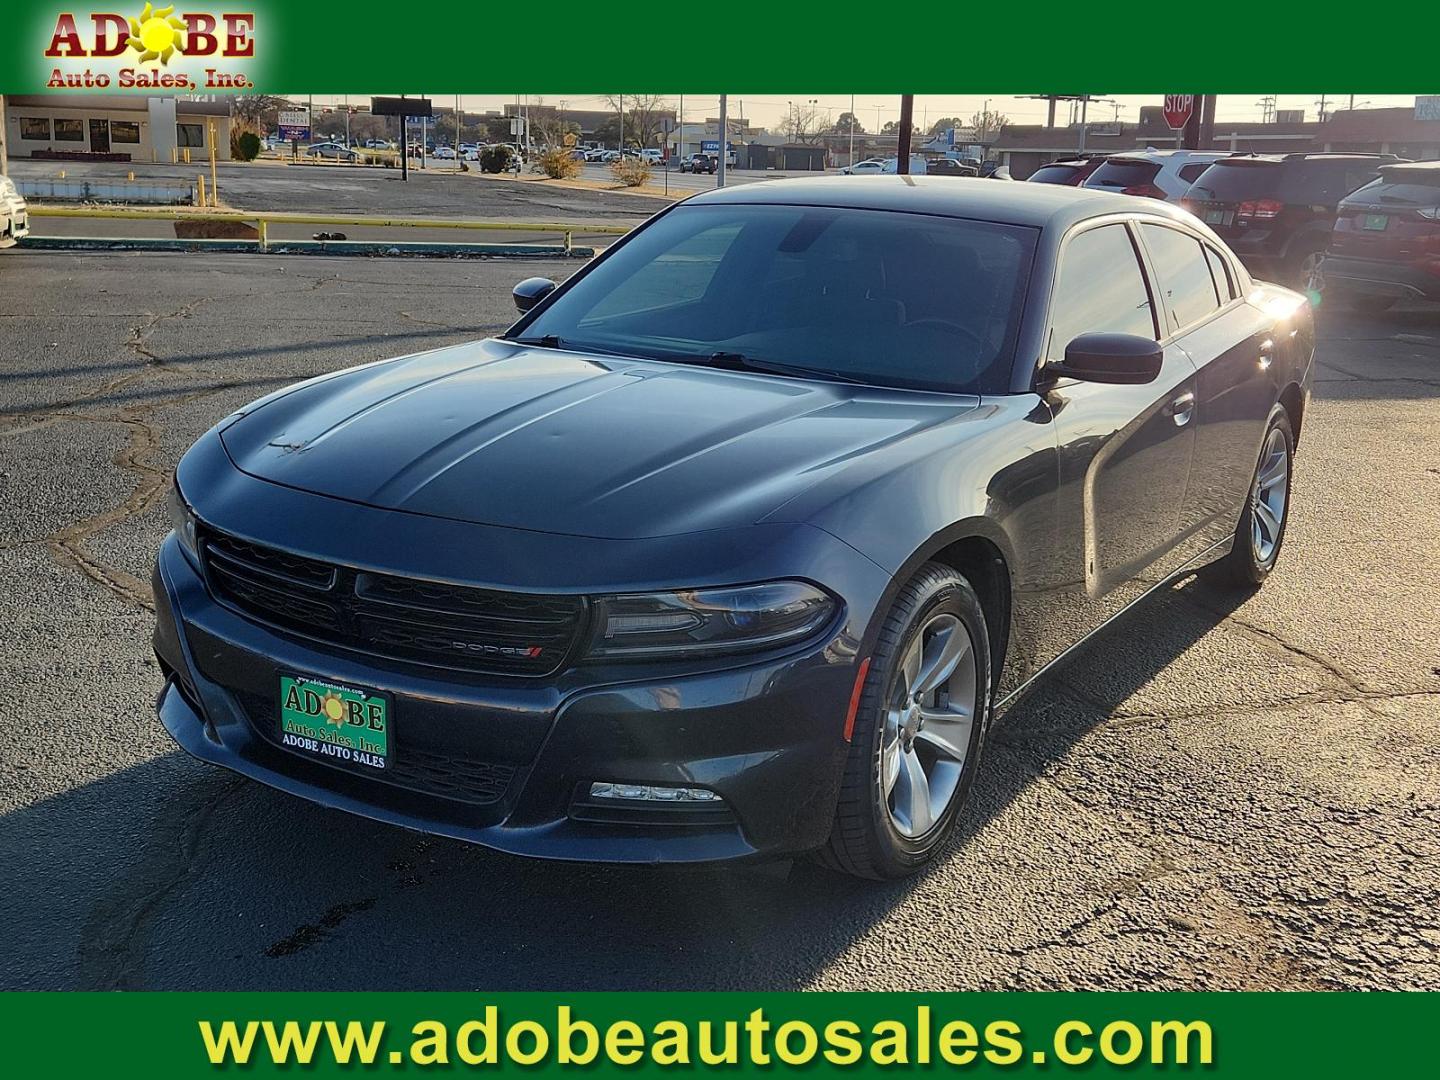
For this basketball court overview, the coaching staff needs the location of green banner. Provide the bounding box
[5,0,1440,93]
[3,993,1436,1075]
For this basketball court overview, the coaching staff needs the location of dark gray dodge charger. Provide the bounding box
[154,177,1314,878]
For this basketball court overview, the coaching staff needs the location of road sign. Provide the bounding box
[370,97,432,117]
[1162,95,1195,131]
[277,108,310,142]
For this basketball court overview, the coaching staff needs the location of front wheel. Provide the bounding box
[1206,407,1294,589]
[820,562,991,879]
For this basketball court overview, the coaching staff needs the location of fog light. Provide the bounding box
[589,782,723,803]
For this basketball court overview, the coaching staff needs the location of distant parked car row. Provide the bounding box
[1022,147,1438,307]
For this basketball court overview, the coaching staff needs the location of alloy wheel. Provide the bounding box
[1302,251,1326,296]
[881,612,978,839]
[1250,426,1290,565]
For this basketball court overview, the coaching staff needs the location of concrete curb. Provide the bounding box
[19,236,595,258]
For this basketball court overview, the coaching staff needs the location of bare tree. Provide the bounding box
[230,94,289,135]
[781,102,825,144]
[604,94,675,149]
[969,108,1009,143]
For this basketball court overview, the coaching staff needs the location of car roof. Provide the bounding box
[687,174,1186,230]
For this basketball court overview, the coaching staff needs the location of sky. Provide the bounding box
[292,94,1424,131]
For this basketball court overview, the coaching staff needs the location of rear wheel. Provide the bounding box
[820,562,990,879]
[1207,407,1294,589]
[1295,245,1327,295]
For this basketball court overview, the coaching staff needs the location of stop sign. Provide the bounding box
[1163,95,1195,130]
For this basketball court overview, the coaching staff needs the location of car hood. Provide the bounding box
[218,339,979,539]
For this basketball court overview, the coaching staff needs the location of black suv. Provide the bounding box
[1184,153,1401,286]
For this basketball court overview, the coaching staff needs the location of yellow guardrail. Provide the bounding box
[26,205,631,253]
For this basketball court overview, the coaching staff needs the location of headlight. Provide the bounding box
[586,581,836,659]
[167,480,200,563]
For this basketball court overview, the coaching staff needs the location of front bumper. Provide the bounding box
[153,516,885,864]
[1322,256,1440,301]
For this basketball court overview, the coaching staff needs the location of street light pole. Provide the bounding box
[849,93,855,167]
[717,93,728,188]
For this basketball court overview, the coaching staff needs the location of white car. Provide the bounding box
[304,142,360,162]
[0,175,29,249]
[638,148,663,164]
[1082,149,1229,203]
[842,159,885,175]
[433,146,457,160]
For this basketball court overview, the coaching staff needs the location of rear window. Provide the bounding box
[1348,168,1440,207]
[1187,160,1280,201]
[1028,164,1081,184]
[1087,159,1161,188]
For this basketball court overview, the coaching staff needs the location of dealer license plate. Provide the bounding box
[278,674,390,772]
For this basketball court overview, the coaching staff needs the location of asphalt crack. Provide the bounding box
[78,776,245,989]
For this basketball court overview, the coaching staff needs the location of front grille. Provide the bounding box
[200,526,586,676]
[235,689,515,805]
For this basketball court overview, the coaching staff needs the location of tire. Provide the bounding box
[1290,242,1327,295]
[1206,407,1294,589]
[820,562,991,879]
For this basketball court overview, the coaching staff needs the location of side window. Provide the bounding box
[1203,245,1235,301]
[1140,224,1221,331]
[1047,224,1157,361]
[1178,162,1209,184]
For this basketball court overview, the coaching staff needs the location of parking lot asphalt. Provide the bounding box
[2,249,1437,990]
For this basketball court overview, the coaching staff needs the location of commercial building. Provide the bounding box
[2,94,231,162]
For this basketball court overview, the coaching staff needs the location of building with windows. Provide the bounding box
[3,95,231,162]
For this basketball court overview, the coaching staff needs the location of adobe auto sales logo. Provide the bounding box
[42,4,258,92]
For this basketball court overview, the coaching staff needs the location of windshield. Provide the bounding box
[513,203,1037,394]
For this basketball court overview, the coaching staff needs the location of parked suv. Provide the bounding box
[1082,149,1227,202]
[1183,153,1401,287]
[1323,160,1440,310]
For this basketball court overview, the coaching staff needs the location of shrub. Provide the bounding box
[538,147,582,179]
[479,144,514,174]
[610,155,652,187]
[231,130,262,162]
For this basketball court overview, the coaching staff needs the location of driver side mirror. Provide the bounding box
[1046,333,1163,385]
[512,277,557,314]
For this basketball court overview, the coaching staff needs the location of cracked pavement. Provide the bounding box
[1,248,1437,990]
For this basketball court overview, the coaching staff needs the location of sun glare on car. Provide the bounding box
[126,3,188,64]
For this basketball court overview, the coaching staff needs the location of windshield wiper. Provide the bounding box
[700,351,869,385]
[508,335,633,359]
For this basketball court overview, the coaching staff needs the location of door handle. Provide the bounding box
[1165,391,1196,427]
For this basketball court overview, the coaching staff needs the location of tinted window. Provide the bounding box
[1178,162,1210,183]
[54,118,83,142]
[1188,160,1280,201]
[1047,225,1156,360]
[112,121,140,143]
[1203,245,1235,300]
[1141,224,1221,330]
[19,117,50,140]
[1345,169,1440,207]
[1286,160,1386,204]
[1028,164,1082,184]
[520,204,1038,394]
[1086,159,1161,189]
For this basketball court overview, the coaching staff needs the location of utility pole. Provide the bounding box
[678,92,684,164]
[1077,94,1089,154]
[1316,95,1329,123]
[618,94,624,150]
[849,92,855,167]
[896,94,914,173]
[717,93,728,188]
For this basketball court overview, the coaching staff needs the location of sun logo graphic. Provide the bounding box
[319,692,349,727]
[125,3,188,64]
